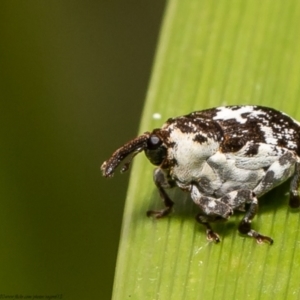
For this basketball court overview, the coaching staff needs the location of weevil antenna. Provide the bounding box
[101,132,150,177]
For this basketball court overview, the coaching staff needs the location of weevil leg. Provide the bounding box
[147,168,176,218]
[289,161,300,208]
[221,189,274,243]
[195,213,221,243]
[191,185,234,242]
[192,185,273,243]
[190,185,233,219]
[242,151,299,243]
[238,193,273,244]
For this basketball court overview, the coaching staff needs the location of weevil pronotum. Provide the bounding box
[101,105,300,244]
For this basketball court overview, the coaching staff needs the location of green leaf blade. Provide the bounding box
[112,1,300,299]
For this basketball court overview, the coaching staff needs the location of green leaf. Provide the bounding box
[112,1,300,299]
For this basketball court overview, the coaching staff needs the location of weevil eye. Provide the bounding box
[147,134,162,149]
[145,134,166,166]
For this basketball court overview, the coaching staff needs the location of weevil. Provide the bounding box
[101,105,300,244]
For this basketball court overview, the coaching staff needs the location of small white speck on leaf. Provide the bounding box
[152,113,162,120]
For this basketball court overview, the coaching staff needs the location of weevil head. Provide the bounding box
[144,132,167,165]
[101,130,167,177]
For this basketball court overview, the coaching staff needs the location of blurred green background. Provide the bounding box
[0,1,165,299]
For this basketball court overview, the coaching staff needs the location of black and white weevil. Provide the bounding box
[101,105,300,244]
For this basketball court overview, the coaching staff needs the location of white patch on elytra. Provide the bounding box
[260,125,278,144]
[287,140,297,149]
[231,143,286,170]
[260,124,298,149]
[213,106,258,124]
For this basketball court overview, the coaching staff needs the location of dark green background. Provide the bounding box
[0,1,165,299]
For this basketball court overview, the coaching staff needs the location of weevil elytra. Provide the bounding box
[101,105,300,244]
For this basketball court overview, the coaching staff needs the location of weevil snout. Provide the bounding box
[101,131,167,177]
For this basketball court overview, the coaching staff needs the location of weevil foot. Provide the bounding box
[206,229,220,243]
[195,213,221,243]
[289,193,300,208]
[254,233,274,245]
[146,207,172,219]
[238,220,273,245]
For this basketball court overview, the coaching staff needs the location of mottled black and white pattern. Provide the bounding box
[101,105,300,244]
